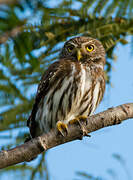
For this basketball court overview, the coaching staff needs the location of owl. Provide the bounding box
[27,36,106,138]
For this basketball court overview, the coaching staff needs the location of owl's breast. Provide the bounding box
[35,62,104,134]
[66,63,104,121]
[62,63,92,122]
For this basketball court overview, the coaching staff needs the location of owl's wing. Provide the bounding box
[27,61,62,137]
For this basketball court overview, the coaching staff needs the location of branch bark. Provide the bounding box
[0,0,17,5]
[0,103,133,169]
[0,26,24,44]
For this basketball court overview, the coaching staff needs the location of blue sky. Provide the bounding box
[41,38,133,180]
[2,37,131,180]
[1,34,133,180]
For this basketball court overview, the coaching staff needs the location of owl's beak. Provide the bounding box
[77,49,82,61]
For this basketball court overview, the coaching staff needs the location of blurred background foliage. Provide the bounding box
[75,153,131,180]
[0,0,133,179]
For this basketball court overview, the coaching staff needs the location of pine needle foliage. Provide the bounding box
[0,0,133,179]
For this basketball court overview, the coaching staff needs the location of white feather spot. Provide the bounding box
[91,82,100,114]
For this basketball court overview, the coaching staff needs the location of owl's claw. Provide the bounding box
[69,115,88,125]
[56,121,68,136]
[69,115,90,137]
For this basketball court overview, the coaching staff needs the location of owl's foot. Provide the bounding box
[69,115,90,137]
[56,121,68,137]
[69,115,88,125]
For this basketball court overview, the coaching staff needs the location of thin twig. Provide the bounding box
[0,0,17,5]
[0,26,24,44]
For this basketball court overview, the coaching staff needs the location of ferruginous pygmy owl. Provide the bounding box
[27,36,106,138]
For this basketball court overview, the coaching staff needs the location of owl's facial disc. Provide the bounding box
[86,44,94,52]
[82,42,95,54]
[67,44,75,53]
[77,49,82,61]
[76,43,95,61]
[66,43,82,61]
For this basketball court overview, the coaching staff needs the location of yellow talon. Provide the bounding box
[69,115,88,125]
[56,121,68,136]
[69,115,90,137]
[69,118,80,125]
[78,115,88,120]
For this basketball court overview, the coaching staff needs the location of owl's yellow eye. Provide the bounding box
[86,45,94,52]
[67,45,74,52]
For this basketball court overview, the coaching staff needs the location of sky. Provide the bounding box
[41,39,133,180]
[1,36,133,180]
[1,2,133,180]
[1,36,131,180]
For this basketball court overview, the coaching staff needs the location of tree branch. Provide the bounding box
[0,26,24,44]
[0,103,133,169]
[0,0,17,5]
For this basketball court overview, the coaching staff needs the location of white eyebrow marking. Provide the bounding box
[69,42,76,47]
[82,41,94,46]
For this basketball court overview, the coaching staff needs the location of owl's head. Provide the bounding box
[59,36,105,65]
